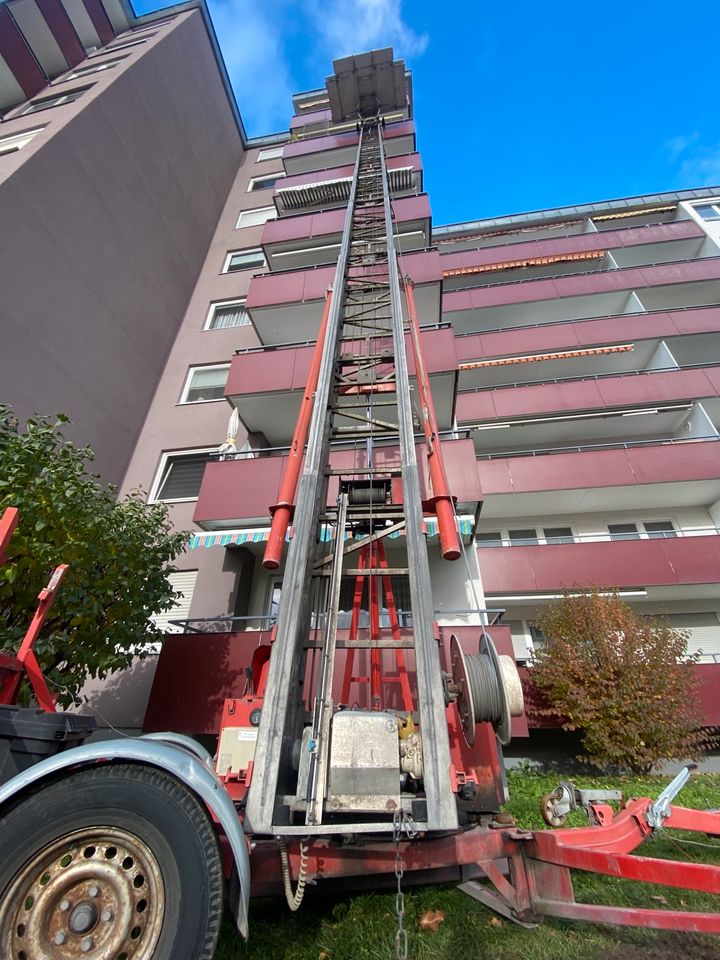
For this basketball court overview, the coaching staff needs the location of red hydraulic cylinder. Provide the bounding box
[403,277,460,561]
[263,287,334,570]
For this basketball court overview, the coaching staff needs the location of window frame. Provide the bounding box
[235,206,277,229]
[222,248,266,273]
[21,87,91,115]
[150,448,216,503]
[247,173,285,192]
[693,202,720,221]
[64,57,127,80]
[179,363,231,404]
[607,522,641,541]
[642,520,677,539]
[91,37,151,56]
[0,126,45,156]
[256,146,284,162]
[204,298,250,331]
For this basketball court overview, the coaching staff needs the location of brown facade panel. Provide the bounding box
[79,0,115,44]
[35,0,85,67]
[0,6,47,102]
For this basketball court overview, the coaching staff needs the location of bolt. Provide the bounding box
[80,937,93,952]
[88,885,100,898]
[54,932,66,945]
[101,909,113,922]
[59,899,70,912]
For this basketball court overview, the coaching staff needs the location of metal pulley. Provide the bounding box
[448,632,524,747]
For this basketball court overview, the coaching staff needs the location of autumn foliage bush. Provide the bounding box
[530,589,713,772]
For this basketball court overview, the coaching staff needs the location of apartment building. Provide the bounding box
[2,0,719,739]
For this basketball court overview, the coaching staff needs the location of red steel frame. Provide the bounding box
[248,794,720,931]
[0,507,63,712]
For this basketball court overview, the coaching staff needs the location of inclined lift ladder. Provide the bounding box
[246,65,461,835]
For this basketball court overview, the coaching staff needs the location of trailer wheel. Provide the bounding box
[0,763,223,960]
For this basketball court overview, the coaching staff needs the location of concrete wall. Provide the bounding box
[0,11,243,484]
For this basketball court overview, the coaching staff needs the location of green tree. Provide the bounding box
[0,407,188,707]
[530,589,712,773]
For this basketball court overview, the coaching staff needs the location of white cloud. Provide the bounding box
[303,0,429,62]
[209,0,296,133]
[662,132,720,188]
[679,145,720,187]
[663,132,699,164]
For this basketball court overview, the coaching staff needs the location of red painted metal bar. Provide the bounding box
[532,899,720,934]
[340,548,365,704]
[403,278,460,561]
[12,564,68,712]
[0,507,19,565]
[263,287,333,569]
[369,547,381,710]
[376,541,414,712]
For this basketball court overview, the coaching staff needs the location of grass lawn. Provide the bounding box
[217,770,720,960]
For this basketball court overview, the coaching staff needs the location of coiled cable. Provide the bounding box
[278,837,310,911]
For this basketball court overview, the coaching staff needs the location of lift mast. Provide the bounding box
[246,52,460,836]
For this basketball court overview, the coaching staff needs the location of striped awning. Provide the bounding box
[443,249,605,278]
[592,205,675,222]
[275,167,416,213]
[188,516,475,550]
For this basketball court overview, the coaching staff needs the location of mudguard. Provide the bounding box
[0,733,251,938]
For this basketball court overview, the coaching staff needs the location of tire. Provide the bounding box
[0,763,224,960]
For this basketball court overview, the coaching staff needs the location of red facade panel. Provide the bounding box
[248,249,441,310]
[193,438,480,527]
[282,119,415,161]
[227,326,458,397]
[444,259,720,313]
[479,440,720,495]
[0,6,47,100]
[35,0,85,67]
[263,194,430,246]
[456,306,720,363]
[440,219,703,274]
[478,536,720,593]
[457,365,720,423]
[79,0,115,44]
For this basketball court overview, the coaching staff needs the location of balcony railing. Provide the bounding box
[453,301,720,340]
[458,359,720,394]
[477,526,720,548]
[475,433,720,460]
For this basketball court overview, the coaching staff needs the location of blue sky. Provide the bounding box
[134,0,720,226]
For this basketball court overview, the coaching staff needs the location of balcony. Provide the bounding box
[282,119,416,175]
[277,153,423,205]
[246,248,442,344]
[225,326,458,445]
[439,218,705,289]
[478,533,720,601]
[477,437,720,518]
[443,258,720,334]
[455,305,720,372]
[456,363,720,427]
[262,194,431,270]
[193,437,481,529]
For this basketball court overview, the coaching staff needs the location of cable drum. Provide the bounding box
[464,652,502,726]
[450,632,525,747]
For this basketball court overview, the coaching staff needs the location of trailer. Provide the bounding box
[2,50,720,960]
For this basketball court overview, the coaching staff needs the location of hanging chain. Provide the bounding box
[392,808,418,960]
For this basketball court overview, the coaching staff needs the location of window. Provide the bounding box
[508,528,539,546]
[181,365,230,403]
[0,127,44,156]
[151,570,197,634]
[65,58,126,79]
[205,299,249,330]
[99,37,151,53]
[22,88,90,115]
[257,146,284,162]
[248,174,285,192]
[477,531,503,547]
[543,526,574,544]
[643,521,677,539]
[223,249,266,272]
[236,206,277,228]
[608,523,640,541]
[153,451,214,501]
[694,202,720,221]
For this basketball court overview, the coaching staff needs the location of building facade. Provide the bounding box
[3,1,720,737]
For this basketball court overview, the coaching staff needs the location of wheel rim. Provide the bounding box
[0,826,165,960]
